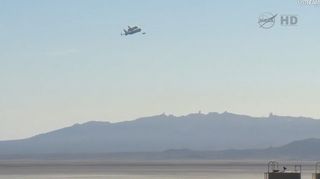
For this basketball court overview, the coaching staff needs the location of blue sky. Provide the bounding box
[0,0,320,139]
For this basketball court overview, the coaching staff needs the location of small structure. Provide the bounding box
[264,161,301,179]
[312,162,320,179]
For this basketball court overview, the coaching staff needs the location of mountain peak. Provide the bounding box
[82,121,111,125]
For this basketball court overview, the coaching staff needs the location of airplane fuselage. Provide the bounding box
[122,26,142,36]
[125,28,141,35]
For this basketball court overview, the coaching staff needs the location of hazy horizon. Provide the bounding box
[2,111,320,141]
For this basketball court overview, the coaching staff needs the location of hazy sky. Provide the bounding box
[1,0,320,140]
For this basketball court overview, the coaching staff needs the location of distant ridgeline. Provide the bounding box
[1,112,320,160]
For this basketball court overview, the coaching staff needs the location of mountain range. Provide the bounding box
[1,112,320,160]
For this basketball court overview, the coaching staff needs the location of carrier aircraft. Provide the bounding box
[121,26,146,36]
